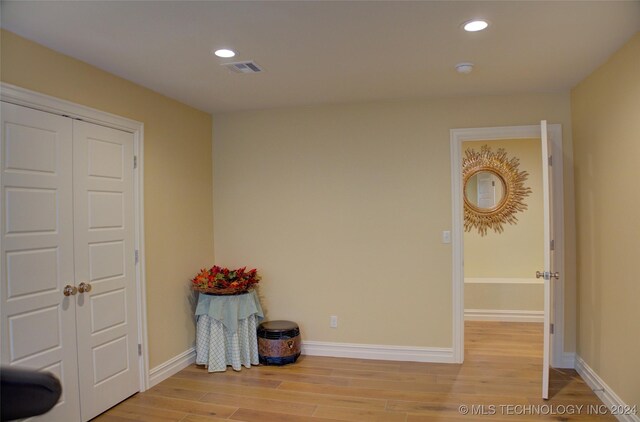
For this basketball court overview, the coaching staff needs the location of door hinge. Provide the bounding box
[135,250,139,264]
[548,155,553,166]
[134,155,137,169]
[138,344,142,356]
[550,323,554,335]
[550,239,555,251]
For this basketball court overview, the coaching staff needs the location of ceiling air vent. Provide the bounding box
[222,61,263,74]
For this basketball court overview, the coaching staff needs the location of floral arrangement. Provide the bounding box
[191,265,261,295]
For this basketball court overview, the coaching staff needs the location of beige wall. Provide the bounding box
[1,30,214,368]
[465,284,543,311]
[463,139,543,312]
[572,32,640,407]
[214,93,574,349]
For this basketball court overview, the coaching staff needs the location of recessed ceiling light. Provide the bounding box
[463,20,489,32]
[214,49,236,58]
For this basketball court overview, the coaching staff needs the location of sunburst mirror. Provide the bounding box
[463,145,532,236]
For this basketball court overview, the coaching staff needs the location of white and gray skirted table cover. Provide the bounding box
[195,290,264,372]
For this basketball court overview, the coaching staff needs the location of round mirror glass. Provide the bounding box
[464,170,505,210]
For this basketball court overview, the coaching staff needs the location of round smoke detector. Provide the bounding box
[455,62,474,74]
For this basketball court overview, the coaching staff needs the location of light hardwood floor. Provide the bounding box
[94,321,613,421]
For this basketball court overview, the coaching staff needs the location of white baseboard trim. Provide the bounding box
[302,341,454,363]
[465,277,543,285]
[148,347,196,388]
[575,355,639,422]
[464,309,544,322]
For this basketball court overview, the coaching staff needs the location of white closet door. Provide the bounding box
[0,102,80,421]
[72,120,139,421]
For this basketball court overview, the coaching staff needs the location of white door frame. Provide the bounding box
[1,82,150,390]
[450,124,567,367]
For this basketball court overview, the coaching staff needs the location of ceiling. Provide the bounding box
[1,1,639,114]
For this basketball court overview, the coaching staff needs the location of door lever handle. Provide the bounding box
[536,271,560,280]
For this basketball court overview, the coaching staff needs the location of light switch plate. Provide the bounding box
[330,316,338,328]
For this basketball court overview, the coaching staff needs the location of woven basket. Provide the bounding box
[193,286,255,296]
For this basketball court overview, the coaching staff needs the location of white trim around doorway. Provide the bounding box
[1,82,150,390]
[450,124,568,368]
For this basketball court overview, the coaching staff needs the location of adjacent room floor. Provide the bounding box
[94,321,612,421]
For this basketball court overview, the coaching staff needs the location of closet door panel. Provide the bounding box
[1,102,80,421]
[72,120,139,421]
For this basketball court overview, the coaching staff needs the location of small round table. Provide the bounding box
[194,290,264,372]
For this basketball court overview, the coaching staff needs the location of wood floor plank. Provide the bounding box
[103,402,187,422]
[293,356,402,373]
[205,364,352,387]
[123,394,238,419]
[330,368,437,383]
[313,405,407,422]
[183,362,334,377]
[92,415,143,422]
[161,376,388,411]
[348,378,477,395]
[199,391,318,416]
[277,380,531,406]
[229,408,341,422]
[94,321,610,421]
[395,401,546,421]
[145,383,209,401]
[172,367,282,389]
[179,414,234,422]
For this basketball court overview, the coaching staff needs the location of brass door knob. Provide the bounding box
[63,285,78,296]
[78,282,92,293]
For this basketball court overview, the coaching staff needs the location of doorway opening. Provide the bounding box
[450,124,567,373]
[461,136,545,395]
[463,137,544,321]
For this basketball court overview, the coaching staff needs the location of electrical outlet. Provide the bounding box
[330,315,338,328]
[442,230,451,244]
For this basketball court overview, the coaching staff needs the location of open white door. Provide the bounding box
[539,120,558,400]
